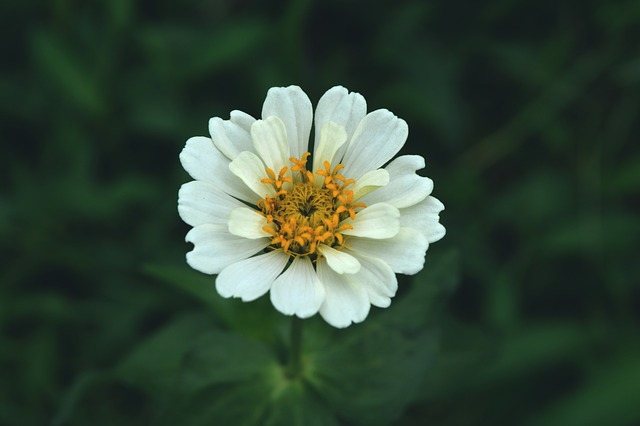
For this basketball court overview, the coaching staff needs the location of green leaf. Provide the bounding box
[418,322,593,400]
[527,357,640,426]
[265,381,339,426]
[305,250,459,425]
[115,313,216,401]
[155,328,338,426]
[30,31,105,115]
[386,249,460,331]
[137,20,267,81]
[177,330,278,392]
[607,154,640,196]
[310,327,438,426]
[182,21,267,79]
[143,263,282,343]
[142,264,235,324]
[160,380,273,426]
[472,323,592,387]
[52,372,105,426]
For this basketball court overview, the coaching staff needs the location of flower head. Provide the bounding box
[179,86,445,328]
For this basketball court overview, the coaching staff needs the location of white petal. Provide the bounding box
[178,181,245,227]
[228,207,272,239]
[347,251,397,308]
[313,86,367,163]
[262,86,312,160]
[351,169,389,201]
[341,202,400,239]
[209,110,256,160]
[251,116,291,176]
[270,256,325,318]
[341,109,408,180]
[312,121,347,175]
[347,228,428,275]
[361,155,433,209]
[229,151,276,199]
[317,259,370,328]
[400,196,446,243]
[317,244,361,274]
[216,251,289,302]
[179,137,218,182]
[179,136,257,202]
[185,224,269,275]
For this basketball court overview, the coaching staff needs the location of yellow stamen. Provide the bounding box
[255,152,368,258]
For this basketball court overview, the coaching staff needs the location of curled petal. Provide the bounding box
[209,110,256,160]
[179,136,257,202]
[229,151,277,199]
[251,116,291,177]
[312,121,348,175]
[314,86,367,163]
[341,202,400,239]
[317,244,361,274]
[262,85,312,160]
[347,251,397,308]
[178,181,245,227]
[348,227,429,275]
[228,207,272,239]
[317,259,370,328]
[400,196,446,243]
[351,169,389,201]
[362,155,433,208]
[270,256,325,318]
[341,109,408,180]
[216,251,289,301]
[185,224,269,275]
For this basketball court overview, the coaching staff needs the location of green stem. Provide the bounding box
[287,316,303,379]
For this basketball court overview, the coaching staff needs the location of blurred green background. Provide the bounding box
[2,0,639,425]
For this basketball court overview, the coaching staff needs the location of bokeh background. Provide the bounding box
[2,0,639,425]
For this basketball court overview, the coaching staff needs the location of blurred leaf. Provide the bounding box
[176,330,277,392]
[0,75,46,120]
[310,327,438,426]
[527,357,640,426]
[182,21,266,78]
[607,154,640,195]
[137,20,268,81]
[142,264,235,324]
[487,39,571,88]
[264,381,339,426]
[306,250,458,425]
[491,169,571,230]
[472,323,591,386]
[460,49,617,174]
[484,268,520,331]
[52,372,112,426]
[124,77,191,138]
[30,30,105,115]
[419,322,593,400]
[115,313,216,401]
[160,379,272,426]
[61,177,159,220]
[143,263,282,342]
[597,1,640,33]
[388,249,460,330]
[160,332,275,425]
[542,214,607,254]
[105,0,133,30]
[156,329,337,426]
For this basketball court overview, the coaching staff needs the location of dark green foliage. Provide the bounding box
[1,0,639,425]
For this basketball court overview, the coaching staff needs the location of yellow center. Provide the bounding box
[258,152,365,257]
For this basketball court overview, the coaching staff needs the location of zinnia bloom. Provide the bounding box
[179,86,445,328]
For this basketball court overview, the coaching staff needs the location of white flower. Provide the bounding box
[178,86,445,328]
